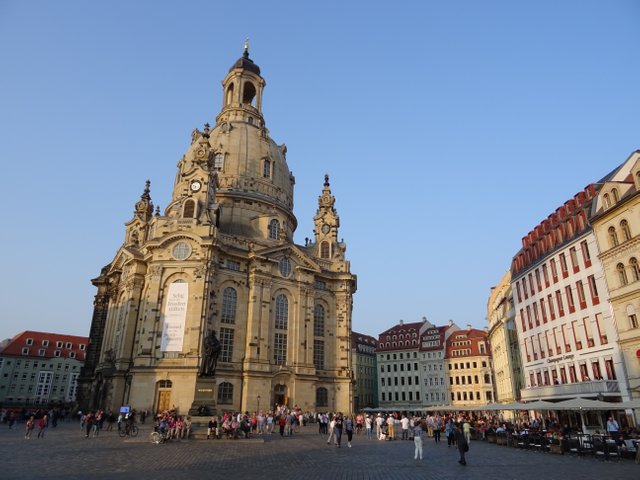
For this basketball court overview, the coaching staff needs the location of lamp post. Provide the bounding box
[257,395,261,413]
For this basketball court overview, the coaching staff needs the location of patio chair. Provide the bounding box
[578,433,594,456]
[567,434,580,455]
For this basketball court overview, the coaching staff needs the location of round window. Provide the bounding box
[279,257,292,278]
[172,242,192,260]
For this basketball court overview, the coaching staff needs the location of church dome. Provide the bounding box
[229,49,261,75]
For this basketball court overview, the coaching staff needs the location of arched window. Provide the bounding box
[275,294,288,329]
[621,220,632,241]
[225,83,234,106]
[183,199,195,218]
[609,226,619,247]
[316,387,328,407]
[603,193,611,209]
[221,287,237,324]
[617,263,628,286]
[217,382,233,404]
[631,258,640,282]
[263,159,271,178]
[269,219,280,240]
[612,188,619,203]
[242,81,256,105]
[313,304,325,336]
[320,241,330,259]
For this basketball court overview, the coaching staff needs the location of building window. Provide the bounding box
[621,220,632,241]
[217,382,233,404]
[576,281,587,309]
[609,226,619,247]
[581,240,592,267]
[316,387,328,407]
[559,253,569,278]
[565,286,575,313]
[226,259,240,271]
[263,159,271,178]
[273,333,287,365]
[313,340,325,370]
[630,258,640,282]
[275,294,288,330]
[21,347,29,355]
[183,199,195,218]
[219,327,234,363]
[320,241,330,259]
[214,152,224,171]
[56,341,63,348]
[269,219,280,240]
[587,275,599,304]
[617,263,628,286]
[555,290,565,316]
[550,259,558,282]
[221,287,237,324]
[569,247,579,273]
[278,257,292,278]
[38,349,46,357]
[313,304,325,336]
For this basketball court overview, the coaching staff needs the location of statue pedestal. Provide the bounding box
[188,377,217,417]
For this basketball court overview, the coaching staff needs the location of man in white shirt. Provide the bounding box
[401,415,410,440]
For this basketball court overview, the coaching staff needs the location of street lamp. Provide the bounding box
[257,395,261,413]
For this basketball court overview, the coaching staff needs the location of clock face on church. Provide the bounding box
[321,224,330,234]
[190,180,202,192]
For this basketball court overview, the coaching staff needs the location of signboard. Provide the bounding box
[119,405,130,414]
[160,282,189,352]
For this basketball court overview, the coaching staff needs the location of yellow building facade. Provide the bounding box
[591,150,640,402]
[486,271,523,405]
[78,47,356,415]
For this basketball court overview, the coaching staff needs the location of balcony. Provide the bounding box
[520,380,620,401]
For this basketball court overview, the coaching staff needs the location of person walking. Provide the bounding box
[365,415,373,440]
[37,414,48,439]
[445,418,455,447]
[334,413,344,448]
[25,416,35,440]
[463,417,472,444]
[327,415,336,445]
[454,423,469,465]
[413,420,424,460]
[345,415,354,448]
[433,416,442,443]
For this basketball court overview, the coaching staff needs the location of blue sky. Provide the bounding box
[1,1,639,341]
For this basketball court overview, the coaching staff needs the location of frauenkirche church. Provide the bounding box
[78,45,357,415]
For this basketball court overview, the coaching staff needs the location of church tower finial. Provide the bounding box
[244,37,250,57]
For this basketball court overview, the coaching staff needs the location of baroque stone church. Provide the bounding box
[78,46,356,415]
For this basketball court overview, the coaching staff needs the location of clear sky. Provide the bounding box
[1,1,639,342]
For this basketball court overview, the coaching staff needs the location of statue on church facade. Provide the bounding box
[199,330,221,377]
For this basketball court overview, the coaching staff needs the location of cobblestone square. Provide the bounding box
[1,421,638,480]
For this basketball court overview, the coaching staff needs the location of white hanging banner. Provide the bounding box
[160,282,189,352]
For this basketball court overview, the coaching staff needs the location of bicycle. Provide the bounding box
[118,422,139,437]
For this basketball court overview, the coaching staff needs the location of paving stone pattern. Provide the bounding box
[1,422,638,480]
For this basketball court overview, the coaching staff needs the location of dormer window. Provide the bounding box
[263,159,271,178]
[26,338,33,346]
[612,188,619,203]
[42,340,49,347]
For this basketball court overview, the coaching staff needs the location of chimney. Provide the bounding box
[448,319,453,327]
[399,320,404,326]
[467,324,472,331]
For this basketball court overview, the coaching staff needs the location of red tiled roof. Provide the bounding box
[0,331,88,361]
[377,322,422,351]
